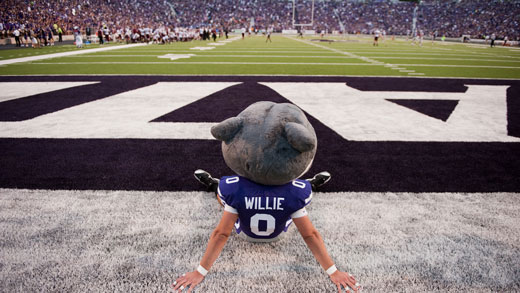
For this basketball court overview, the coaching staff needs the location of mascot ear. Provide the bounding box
[285,122,316,153]
[211,117,243,142]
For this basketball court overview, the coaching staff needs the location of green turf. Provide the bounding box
[0,43,120,60]
[1,35,519,79]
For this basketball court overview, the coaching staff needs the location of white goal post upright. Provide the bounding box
[292,0,315,29]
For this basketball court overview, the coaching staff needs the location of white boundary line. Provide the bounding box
[27,62,371,66]
[68,54,362,59]
[25,61,520,69]
[113,50,340,54]
[1,74,518,80]
[67,54,520,63]
[0,43,147,66]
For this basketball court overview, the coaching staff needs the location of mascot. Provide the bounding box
[173,102,360,293]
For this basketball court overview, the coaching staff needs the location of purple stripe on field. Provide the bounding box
[0,138,518,192]
[386,99,459,122]
[508,86,520,138]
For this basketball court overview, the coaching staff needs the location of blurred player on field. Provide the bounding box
[266,27,272,43]
[373,29,380,46]
[411,29,424,47]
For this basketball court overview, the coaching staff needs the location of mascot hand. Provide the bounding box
[172,271,204,292]
[330,270,361,293]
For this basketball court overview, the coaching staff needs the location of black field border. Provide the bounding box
[0,75,519,192]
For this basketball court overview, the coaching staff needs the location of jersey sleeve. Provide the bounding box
[289,179,313,219]
[217,176,240,214]
[290,207,308,218]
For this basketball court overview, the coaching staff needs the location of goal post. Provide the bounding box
[292,0,315,28]
[400,0,421,38]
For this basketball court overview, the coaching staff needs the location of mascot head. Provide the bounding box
[211,101,317,185]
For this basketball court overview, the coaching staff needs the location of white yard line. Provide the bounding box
[29,61,372,66]
[116,50,338,54]
[424,44,519,60]
[370,57,520,63]
[0,44,147,65]
[26,61,520,69]
[355,52,518,57]
[288,36,425,76]
[396,64,520,69]
[3,73,519,80]
[69,54,361,59]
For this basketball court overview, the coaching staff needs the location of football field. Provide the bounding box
[1,35,519,292]
[1,35,519,78]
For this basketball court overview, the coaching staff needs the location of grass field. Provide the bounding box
[1,34,519,78]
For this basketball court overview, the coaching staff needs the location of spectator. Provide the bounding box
[0,0,518,45]
[13,27,20,46]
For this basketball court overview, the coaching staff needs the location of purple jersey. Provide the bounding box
[218,175,312,240]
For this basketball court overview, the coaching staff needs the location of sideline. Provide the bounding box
[0,43,147,66]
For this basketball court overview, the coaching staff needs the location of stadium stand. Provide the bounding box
[1,0,519,43]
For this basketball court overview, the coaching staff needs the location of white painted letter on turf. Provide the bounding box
[262,83,517,142]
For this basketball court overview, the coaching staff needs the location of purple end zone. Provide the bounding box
[386,99,459,122]
[0,76,519,192]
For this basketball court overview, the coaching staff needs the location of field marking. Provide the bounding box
[116,50,340,54]
[3,74,519,80]
[157,54,195,61]
[0,82,237,139]
[69,54,362,59]
[370,57,520,63]
[26,61,520,69]
[0,44,147,65]
[289,36,372,61]
[288,36,424,76]
[2,82,515,142]
[266,83,516,142]
[0,82,99,103]
[29,62,372,66]
[355,52,520,58]
[190,47,216,51]
[424,44,520,60]
[397,64,520,69]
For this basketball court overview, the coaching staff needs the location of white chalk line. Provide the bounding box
[114,50,341,54]
[0,44,148,65]
[3,74,519,80]
[68,54,362,59]
[28,61,371,66]
[66,54,520,64]
[25,61,520,69]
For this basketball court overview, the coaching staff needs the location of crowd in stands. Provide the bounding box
[1,0,519,46]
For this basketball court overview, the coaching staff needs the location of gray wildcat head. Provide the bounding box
[211,101,317,185]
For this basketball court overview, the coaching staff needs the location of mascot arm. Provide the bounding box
[293,215,361,293]
[293,215,334,271]
[173,211,238,291]
[200,211,239,271]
